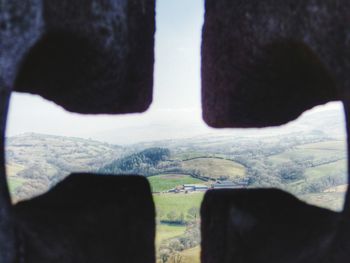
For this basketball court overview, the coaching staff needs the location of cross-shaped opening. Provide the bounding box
[5,1,348,262]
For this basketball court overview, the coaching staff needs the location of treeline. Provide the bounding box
[98,147,171,176]
[158,207,200,225]
[234,154,346,195]
[157,208,200,263]
[158,222,200,263]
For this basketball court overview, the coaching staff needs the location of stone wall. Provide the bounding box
[0,0,349,262]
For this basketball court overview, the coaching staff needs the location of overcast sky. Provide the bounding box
[6,0,345,144]
[7,0,205,139]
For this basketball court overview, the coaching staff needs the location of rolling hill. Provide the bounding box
[5,129,348,263]
[6,133,124,201]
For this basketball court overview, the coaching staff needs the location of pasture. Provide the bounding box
[7,176,26,193]
[181,157,246,180]
[148,174,204,192]
[153,192,204,222]
[179,246,201,263]
[156,224,186,248]
[268,140,346,165]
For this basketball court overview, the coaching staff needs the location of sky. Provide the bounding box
[6,0,206,141]
[5,0,346,144]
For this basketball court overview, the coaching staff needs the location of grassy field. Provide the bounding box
[181,158,246,180]
[148,174,204,192]
[5,135,347,263]
[7,176,26,193]
[300,141,346,151]
[268,140,347,212]
[300,192,345,211]
[6,163,25,177]
[154,193,203,263]
[174,151,208,160]
[324,184,348,193]
[156,224,186,247]
[153,193,204,221]
[6,163,27,194]
[179,246,201,263]
[269,140,346,164]
[304,159,347,180]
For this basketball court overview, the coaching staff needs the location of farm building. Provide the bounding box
[212,180,249,189]
[183,184,209,192]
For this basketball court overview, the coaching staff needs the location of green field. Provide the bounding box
[304,159,347,180]
[7,176,26,193]
[179,246,201,263]
[148,174,204,192]
[181,157,246,180]
[267,140,347,212]
[153,193,204,221]
[174,151,208,160]
[6,163,25,177]
[154,193,203,263]
[5,134,348,263]
[156,224,186,247]
[300,141,346,151]
[300,192,345,211]
[269,140,346,165]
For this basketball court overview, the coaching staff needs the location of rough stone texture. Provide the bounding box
[1,0,155,114]
[201,2,350,262]
[327,102,350,262]
[202,0,350,128]
[0,77,15,262]
[1,1,350,263]
[201,189,340,263]
[14,173,155,263]
[0,5,39,259]
[0,2,155,261]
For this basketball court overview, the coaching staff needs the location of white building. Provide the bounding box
[183,184,209,192]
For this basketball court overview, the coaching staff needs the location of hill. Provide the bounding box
[6,130,347,207]
[6,133,124,201]
[181,157,246,181]
[98,147,171,176]
[5,130,348,263]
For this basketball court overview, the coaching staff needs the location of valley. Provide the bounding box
[5,127,348,263]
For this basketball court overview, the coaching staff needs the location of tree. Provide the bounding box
[187,207,199,222]
[159,248,171,263]
[277,162,305,182]
[169,239,184,251]
[179,212,185,224]
[167,211,177,222]
[170,253,183,263]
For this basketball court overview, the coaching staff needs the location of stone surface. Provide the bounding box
[1,1,350,263]
[201,189,339,263]
[202,0,350,127]
[0,78,15,263]
[14,173,155,263]
[1,0,155,114]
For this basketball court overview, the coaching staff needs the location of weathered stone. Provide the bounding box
[202,0,350,127]
[201,189,339,263]
[1,1,350,263]
[14,173,155,263]
[0,77,15,263]
[1,0,155,114]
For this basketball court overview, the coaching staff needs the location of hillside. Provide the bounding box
[181,157,246,181]
[5,130,348,263]
[98,147,171,176]
[6,133,124,201]
[6,131,347,207]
